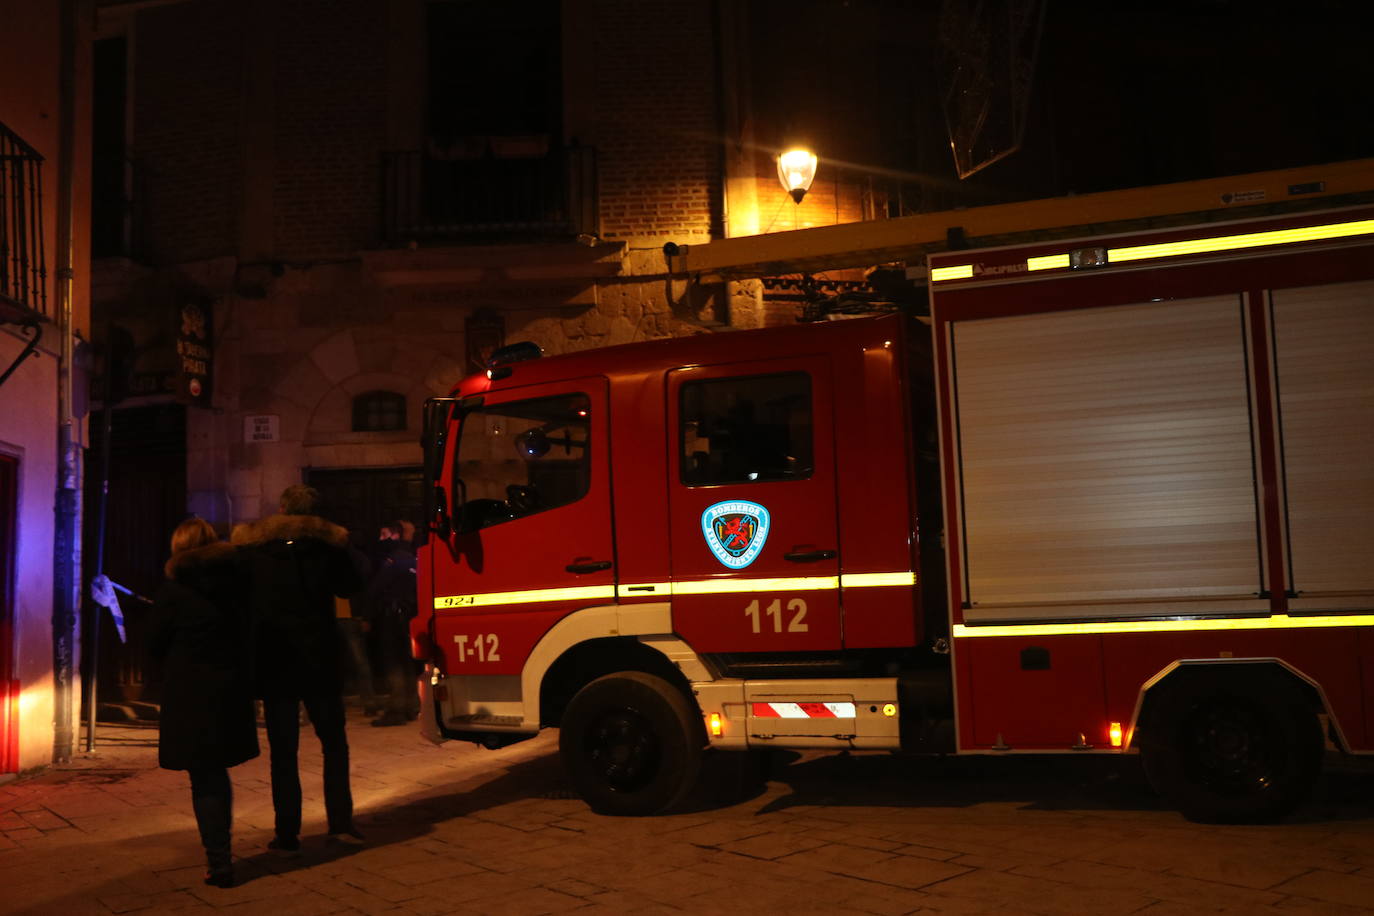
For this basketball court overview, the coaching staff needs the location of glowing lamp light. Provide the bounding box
[708,712,723,738]
[776,148,818,204]
[1109,722,1123,747]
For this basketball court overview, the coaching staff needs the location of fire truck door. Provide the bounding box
[667,357,842,653]
[430,377,614,676]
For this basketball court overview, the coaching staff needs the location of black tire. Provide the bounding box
[1140,671,1323,823]
[559,671,704,816]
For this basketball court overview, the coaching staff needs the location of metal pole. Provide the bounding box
[51,0,80,764]
[82,362,114,753]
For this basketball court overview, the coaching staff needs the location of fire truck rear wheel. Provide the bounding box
[1140,673,1322,824]
[560,671,705,816]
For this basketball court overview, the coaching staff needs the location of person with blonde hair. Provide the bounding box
[148,516,258,888]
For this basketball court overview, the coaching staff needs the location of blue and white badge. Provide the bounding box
[701,500,771,569]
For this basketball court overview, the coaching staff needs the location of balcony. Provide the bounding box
[0,122,47,323]
[381,141,597,246]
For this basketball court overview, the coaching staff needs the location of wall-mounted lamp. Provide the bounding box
[776,148,818,204]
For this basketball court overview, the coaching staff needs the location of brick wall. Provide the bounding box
[593,0,720,242]
[134,1,244,266]
[272,0,388,260]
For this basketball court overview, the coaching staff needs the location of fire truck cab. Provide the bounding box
[415,203,1374,821]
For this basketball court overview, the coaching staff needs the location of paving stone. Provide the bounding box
[414,869,533,905]
[799,828,907,853]
[715,830,830,860]
[1269,897,1374,915]
[2,716,1372,914]
[777,842,901,873]
[1012,860,1291,911]
[889,842,963,862]
[358,853,487,886]
[234,891,355,915]
[1271,869,1374,910]
[455,885,588,915]
[926,868,1156,915]
[97,889,204,913]
[947,850,1064,871]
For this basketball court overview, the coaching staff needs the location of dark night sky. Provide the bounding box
[750,0,1374,206]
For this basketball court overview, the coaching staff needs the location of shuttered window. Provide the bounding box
[951,296,1265,621]
[1272,280,1374,610]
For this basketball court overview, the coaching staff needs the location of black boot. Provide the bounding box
[203,865,234,888]
[371,709,408,727]
[190,769,234,888]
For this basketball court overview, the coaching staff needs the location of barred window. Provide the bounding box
[352,391,406,432]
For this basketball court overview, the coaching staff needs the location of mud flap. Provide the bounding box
[417,664,447,746]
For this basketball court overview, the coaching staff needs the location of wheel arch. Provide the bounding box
[519,602,708,729]
[539,637,693,727]
[1126,658,1343,752]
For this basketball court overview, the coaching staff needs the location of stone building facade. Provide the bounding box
[92,0,872,546]
[85,0,920,710]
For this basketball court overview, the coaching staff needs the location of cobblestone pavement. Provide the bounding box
[3,708,1374,915]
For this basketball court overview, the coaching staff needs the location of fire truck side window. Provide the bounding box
[679,372,813,486]
[452,393,591,532]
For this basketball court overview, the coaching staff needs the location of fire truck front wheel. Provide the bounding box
[560,672,705,816]
[1140,672,1323,824]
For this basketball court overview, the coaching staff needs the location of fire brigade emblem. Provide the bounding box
[701,500,770,569]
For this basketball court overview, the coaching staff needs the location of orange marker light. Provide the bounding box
[1109,722,1123,747]
[709,713,723,738]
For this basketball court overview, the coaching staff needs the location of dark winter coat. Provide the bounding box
[366,539,418,622]
[147,542,260,771]
[231,514,365,699]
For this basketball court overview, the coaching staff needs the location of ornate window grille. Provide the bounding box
[0,122,47,321]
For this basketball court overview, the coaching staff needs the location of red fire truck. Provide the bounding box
[413,203,1374,822]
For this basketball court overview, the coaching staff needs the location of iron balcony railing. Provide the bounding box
[0,122,47,322]
[382,141,598,245]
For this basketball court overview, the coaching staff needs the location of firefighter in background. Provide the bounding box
[335,590,380,716]
[367,520,419,727]
[148,517,258,888]
[232,486,366,852]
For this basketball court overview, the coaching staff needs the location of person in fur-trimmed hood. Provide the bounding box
[231,485,366,853]
[148,517,258,888]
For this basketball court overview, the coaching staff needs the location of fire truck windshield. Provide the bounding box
[452,392,591,533]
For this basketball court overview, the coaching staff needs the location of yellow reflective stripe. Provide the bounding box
[671,576,839,595]
[1108,218,1374,263]
[1026,253,1070,271]
[930,264,974,282]
[953,613,1374,638]
[1017,218,1374,276]
[437,570,918,609]
[842,572,917,588]
[435,585,616,610]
